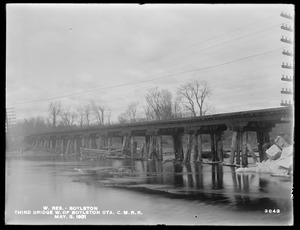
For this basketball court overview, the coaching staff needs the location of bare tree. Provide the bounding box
[126,102,139,122]
[143,104,156,121]
[90,99,107,125]
[48,101,61,128]
[177,79,211,117]
[144,88,178,120]
[159,89,173,119]
[145,88,162,120]
[117,102,140,123]
[106,108,111,125]
[22,116,48,135]
[84,105,91,126]
[172,95,183,118]
[76,106,85,128]
[59,107,78,127]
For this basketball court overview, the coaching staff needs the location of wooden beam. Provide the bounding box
[148,135,157,160]
[121,136,128,155]
[241,131,248,167]
[191,134,198,162]
[141,142,145,160]
[145,136,150,159]
[65,138,70,155]
[130,138,137,160]
[236,132,241,165]
[74,138,78,155]
[247,143,258,163]
[216,133,223,162]
[197,134,202,162]
[210,134,216,161]
[108,137,113,150]
[184,134,192,163]
[229,131,238,164]
[172,134,183,161]
[156,135,163,161]
[60,138,64,154]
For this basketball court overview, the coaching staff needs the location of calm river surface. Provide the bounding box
[5,150,293,225]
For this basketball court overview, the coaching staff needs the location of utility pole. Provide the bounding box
[6,107,17,133]
[280,11,294,107]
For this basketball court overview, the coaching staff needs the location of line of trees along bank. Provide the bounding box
[11,78,211,136]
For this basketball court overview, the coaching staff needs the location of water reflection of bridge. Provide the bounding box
[27,107,293,166]
[124,160,292,212]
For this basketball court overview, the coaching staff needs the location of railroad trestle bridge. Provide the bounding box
[26,107,293,167]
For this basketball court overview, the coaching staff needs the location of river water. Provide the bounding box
[5,150,293,225]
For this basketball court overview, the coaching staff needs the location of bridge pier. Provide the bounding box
[210,134,216,161]
[42,138,44,149]
[108,136,113,150]
[95,136,101,149]
[73,137,78,155]
[60,138,64,154]
[67,137,75,155]
[148,135,157,160]
[172,134,183,161]
[54,138,58,153]
[257,131,270,162]
[197,134,202,162]
[83,136,87,150]
[44,138,48,151]
[47,138,50,151]
[121,135,130,156]
[99,136,106,149]
[130,136,137,160]
[236,131,241,165]
[241,131,248,167]
[156,135,163,161]
[230,128,264,166]
[191,134,198,162]
[216,133,223,162]
[50,138,54,152]
[145,135,150,159]
[184,134,192,163]
[229,131,238,164]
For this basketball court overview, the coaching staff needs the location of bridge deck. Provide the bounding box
[29,107,293,137]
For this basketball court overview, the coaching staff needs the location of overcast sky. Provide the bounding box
[6,4,294,123]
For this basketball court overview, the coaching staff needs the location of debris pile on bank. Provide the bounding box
[79,147,129,159]
[236,136,293,176]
